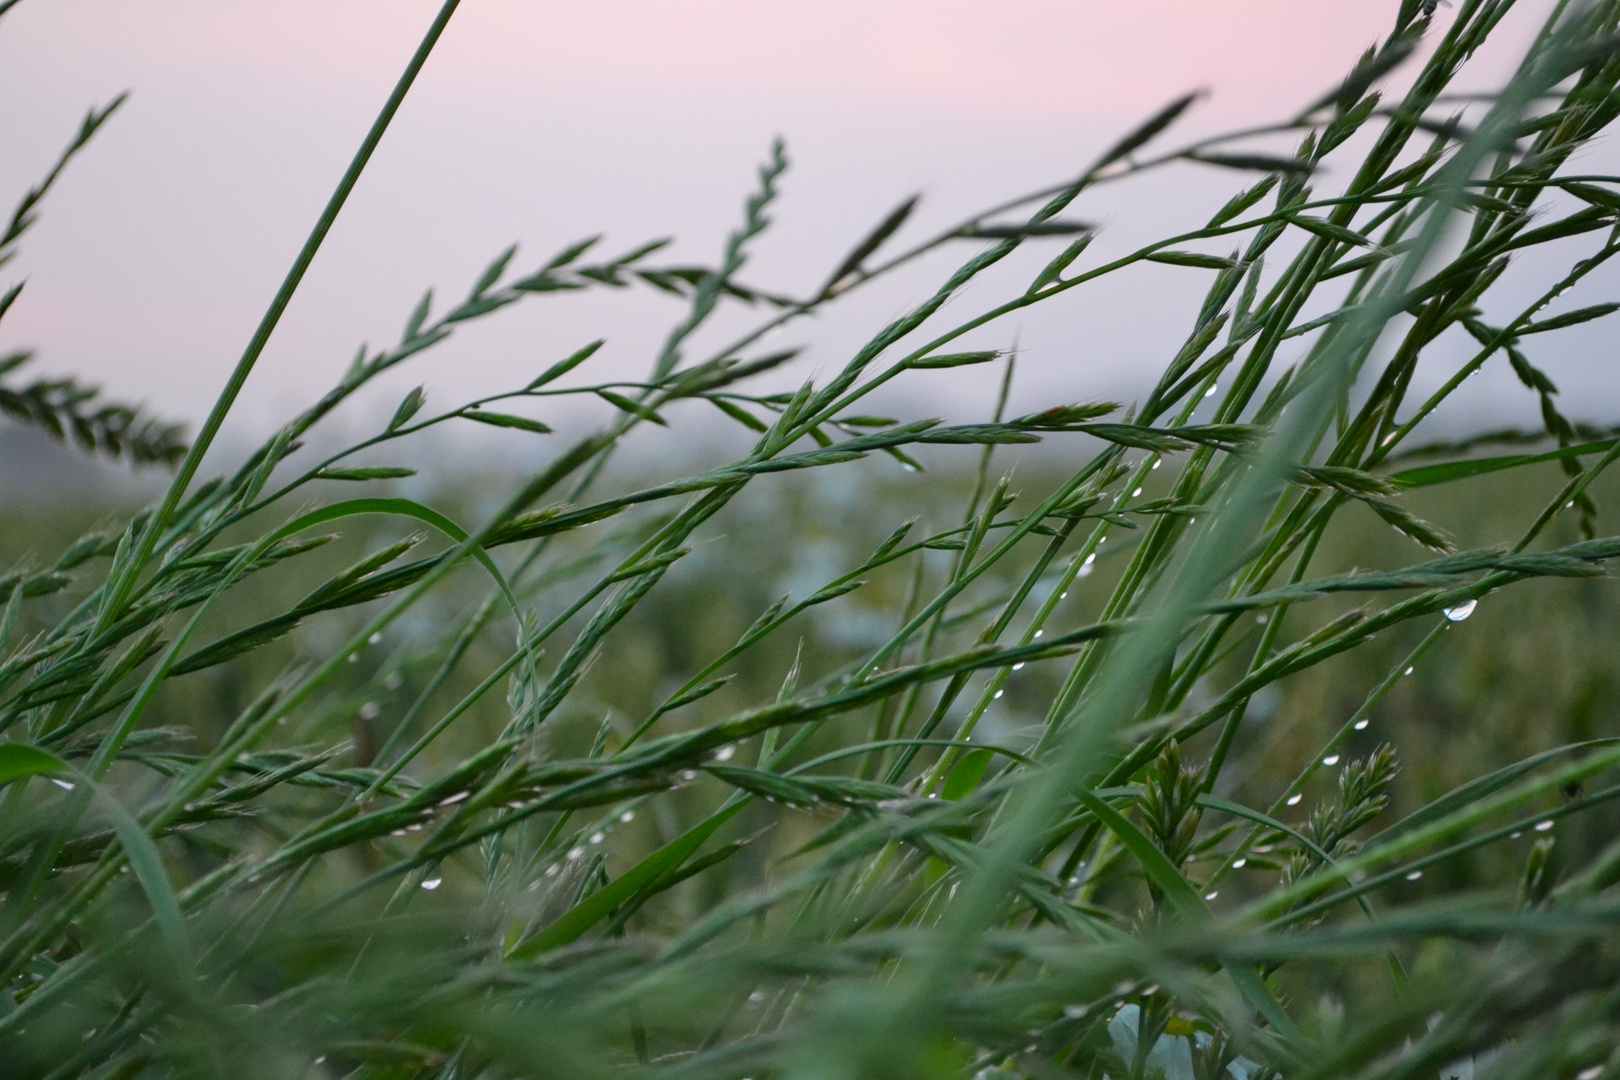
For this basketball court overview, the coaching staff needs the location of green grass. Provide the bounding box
[7,1,1620,1077]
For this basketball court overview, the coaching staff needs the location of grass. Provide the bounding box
[6,1,1620,1077]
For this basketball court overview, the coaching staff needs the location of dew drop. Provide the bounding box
[1232,858,1247,869]
[1443,599,1477,622]
[590,832,605,844]
[1323,755,1340,766]
[348,653,359,664]
[1063,1004,1089,1019]
[748,990,767,1004]
[1535,819,1555,832]
[619,810,635,823]
[1132,488,1143,498]
[1256,614,1268,624]
[1510,831,1522,839]
[1078,563,1094,578]
[545,863,560,877]
[51,779,74,791]
[1404,666,1415,676]
[384,672,404,690]
[1204,383,1219,398]
[681,770,698,781]
[368,632,382,646]
[1576,1068,1603,1080]
[1405,870,1422,881]
[390,829,407,837]
[421,877,442,890]
[994,690,1004,699]
[1034,630,1044,638]
[902,463,918,473]
[1286,793,1303,806]
[1084,552,1097,566]
[1012,662,1025,671]
[715,744,736,762]
[1060,591,1068,599]
[1566,501,1576,509]
[1354,719,1369,730]
[1204,890,1218,900]
[358,702,380,720]
[567,846,585,861]
[1152,458,1161,470]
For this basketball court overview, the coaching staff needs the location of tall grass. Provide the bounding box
[6,1,1620,1077]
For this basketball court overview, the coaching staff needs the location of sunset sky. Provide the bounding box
[0,1,1601,458]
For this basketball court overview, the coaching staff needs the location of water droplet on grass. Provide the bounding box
[1405,870,1422,881]
[715,744,736,761]
[1078,564,1094,578]
[1204,383,1219,398]
[1443,599,1477,622]
[1354,719,1369,730]
[681,770,698,781]
[1404,666,1414,676]
[1012,662,1024,670]
[422,877,442,890]
[994,690,1004,699]
[359,702,380,720]
[590,832,605,844]
[620,810,635,823]
[368,632,382,646]
[567,846,585,860]
[1535,819,1555,832]
[1204,890,1218,900]
[1323,755,1340,766]
[1232,858,1246,869]
[1034,630,1043,638]
[51,779,74,791]
[1152,458,1161,469]
[1286,793,1303,806]
[1132,488,1143,497]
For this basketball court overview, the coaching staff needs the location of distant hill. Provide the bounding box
[0,421,165,503]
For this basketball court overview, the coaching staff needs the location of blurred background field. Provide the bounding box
[7,421,1615,927]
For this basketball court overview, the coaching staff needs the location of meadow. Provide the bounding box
[6,1,1620,1078]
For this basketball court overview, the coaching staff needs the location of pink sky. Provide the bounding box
[0,1,1565,450]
